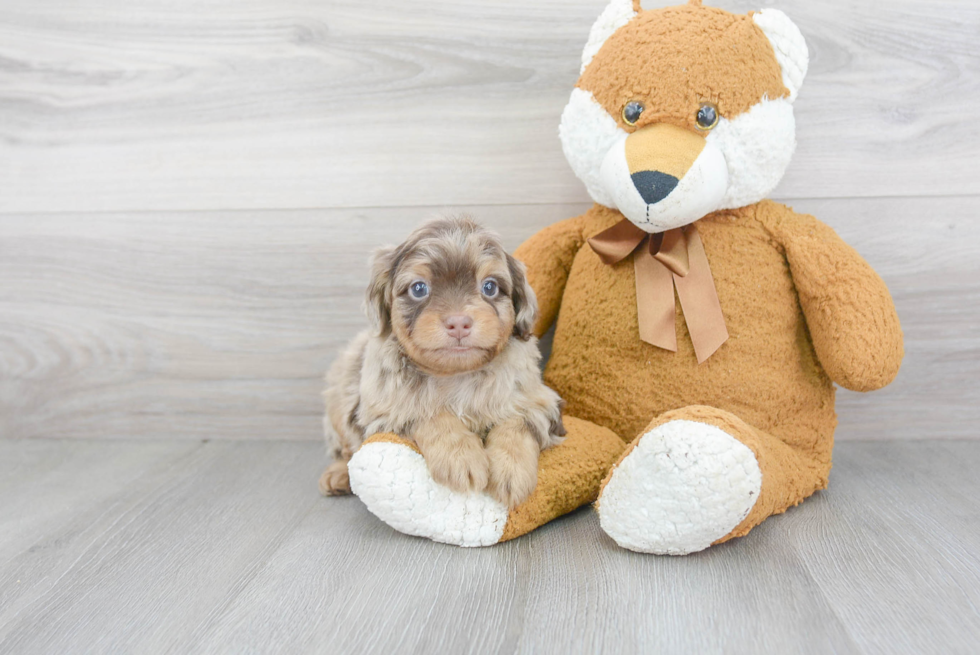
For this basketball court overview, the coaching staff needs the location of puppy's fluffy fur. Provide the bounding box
[320,216,565,507]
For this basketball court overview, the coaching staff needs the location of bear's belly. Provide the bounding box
[544,217,835,443]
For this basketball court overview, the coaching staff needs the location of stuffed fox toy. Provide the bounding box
[346,0,903,554]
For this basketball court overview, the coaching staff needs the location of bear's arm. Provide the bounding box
[514,215,589,338]
[769,204,904,392]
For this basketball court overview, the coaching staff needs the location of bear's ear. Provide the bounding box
[753,9,809,102]
[580,0,639,74]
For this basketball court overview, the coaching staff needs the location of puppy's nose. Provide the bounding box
[444,315,473,340]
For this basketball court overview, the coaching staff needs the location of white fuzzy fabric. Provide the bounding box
[580,0,637,74]
[598,420,762,555]
[599,132,729,233]
[708,97,797,211]
[559,87,622,208]
[559,88,797,225]
[753,9,809,102]
[348,441,508,547]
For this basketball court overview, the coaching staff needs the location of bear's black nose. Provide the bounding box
[631,171,679,205]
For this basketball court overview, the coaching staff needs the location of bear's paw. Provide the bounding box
[348,440,509,547]
[598,419,761,555]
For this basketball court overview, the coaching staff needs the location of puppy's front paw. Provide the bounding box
[425,436,490,494]
[487,423,540,507]
[319,460,351,496]
[489,455,537,508]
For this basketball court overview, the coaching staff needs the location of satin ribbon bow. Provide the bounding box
[587,220,729,364]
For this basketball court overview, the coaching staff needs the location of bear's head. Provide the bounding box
[560,0,808,232]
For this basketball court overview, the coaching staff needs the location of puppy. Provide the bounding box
[319,216,565,507]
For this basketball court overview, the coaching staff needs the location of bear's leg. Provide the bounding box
[346,416,625,547]
[597,405,832,555]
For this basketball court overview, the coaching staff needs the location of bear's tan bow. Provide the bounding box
[588,220,728,364]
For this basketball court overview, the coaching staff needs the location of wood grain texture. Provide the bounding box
[1,1,975,649]
[791,440,980,654]
[1,439,978,654]
[0,0,978,213]
[0,203,577,441]
[0,440,321,654]
[1,196,975,441]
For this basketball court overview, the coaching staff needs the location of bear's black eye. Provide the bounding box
[622,101,645,126]
[481,279,498,298]
[696,103,719,130]
[409,281,429,299]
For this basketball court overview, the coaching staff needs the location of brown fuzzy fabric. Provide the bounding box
[579,4,788,133]
[499,416,625,542]
[504,1,903,546]
[514,200,903,540]
[362,432,423,454]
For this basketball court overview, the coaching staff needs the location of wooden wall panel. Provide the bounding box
[0,0,975,441]
[0,0,978,213]
[1,196,975,441]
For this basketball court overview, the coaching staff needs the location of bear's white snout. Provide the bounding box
[599,125,729,233]
[559,88,798,228]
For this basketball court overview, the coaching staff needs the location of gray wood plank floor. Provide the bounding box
[1,438,977,654]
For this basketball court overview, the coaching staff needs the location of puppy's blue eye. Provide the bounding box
[410,281,429,299]
[482,279,498,297]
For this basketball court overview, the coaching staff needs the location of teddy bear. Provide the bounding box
[345,0,903,554]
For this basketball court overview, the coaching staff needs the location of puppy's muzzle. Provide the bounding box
[625,124,705,206]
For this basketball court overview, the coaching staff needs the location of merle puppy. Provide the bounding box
[320,216,565,507]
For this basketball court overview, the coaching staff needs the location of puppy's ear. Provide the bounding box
[365,245,397,336]
[507,254,538,341]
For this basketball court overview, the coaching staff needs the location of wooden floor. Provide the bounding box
[0,437,977,654]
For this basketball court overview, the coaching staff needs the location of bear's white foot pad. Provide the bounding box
[348,441,508,547]
[598,420,762,555]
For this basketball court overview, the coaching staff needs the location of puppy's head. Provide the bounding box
[366,216,536,376]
